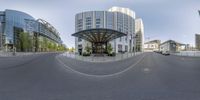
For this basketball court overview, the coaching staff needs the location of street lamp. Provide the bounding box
[131,33,137,56]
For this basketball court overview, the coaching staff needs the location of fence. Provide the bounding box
[62,52,143,62]
[171,51,200,57]
[0,51,51,57]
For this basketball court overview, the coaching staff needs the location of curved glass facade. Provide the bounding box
[4,10,35,44]
[0,9,62,51]
[37,19,62,43]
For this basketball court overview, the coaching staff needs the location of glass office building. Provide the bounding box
[0,10,34,50]
[73,7,138,54]
[135,18,144,52]
[195,34,200,50]
[0,9,62,51]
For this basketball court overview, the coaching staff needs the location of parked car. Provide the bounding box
[162,51,170,56]
[154,50,162,54]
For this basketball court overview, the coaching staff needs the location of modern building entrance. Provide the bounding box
[72,28,126,54]
[92,42,107,54]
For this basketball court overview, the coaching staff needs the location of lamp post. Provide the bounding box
[131,33,137,56]
[134,34,136,56]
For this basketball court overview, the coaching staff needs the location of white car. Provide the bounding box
[162,51,170,56]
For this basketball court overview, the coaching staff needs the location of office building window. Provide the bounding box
[125,45,128,52]
[125,36,128,43]
[96,18,101,28]
[118,44,122,52]
[78,38,82,42]
[86,17,92,29]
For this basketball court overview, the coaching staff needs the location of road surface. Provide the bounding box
[0,52,200,100]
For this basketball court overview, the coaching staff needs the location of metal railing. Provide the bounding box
[62,52,143,62]
[0,51,51,57]
[171,51,200,57]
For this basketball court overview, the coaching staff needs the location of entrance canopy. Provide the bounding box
[72,28,126,43]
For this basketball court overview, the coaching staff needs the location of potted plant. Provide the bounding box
[107,44,115,56]
[83,45,92,56]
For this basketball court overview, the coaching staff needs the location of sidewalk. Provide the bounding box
[61,52,143,62]
[0,51,53,57]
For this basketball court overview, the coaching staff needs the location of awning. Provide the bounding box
[72,28,126,43]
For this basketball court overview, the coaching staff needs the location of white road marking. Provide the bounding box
[144,68,150,72]
[55,53,146,78]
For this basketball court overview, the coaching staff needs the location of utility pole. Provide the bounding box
[131,33,137,56]
[134,35,136,56]
[198,10,200,16]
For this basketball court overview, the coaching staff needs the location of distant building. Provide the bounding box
[135,18,144,52]
[185,44,196,51]
[195,34,200,50]
[185,44,190,51]
[144,40,161,51]
[160,40,186,53]
[0,12,3,50]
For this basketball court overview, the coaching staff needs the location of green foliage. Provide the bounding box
[18,32,31,52]
[107,43,113,54]
[107,43,116,56]
[108,52,116,56]
[82,52,90,56]
[47,42,53,51]
[16,32,67,52]
[69,47,75,52]
[53,43,57,51]
[58,44,67,51]
[43,38,48,51]
[85,45,92,54]
[66,47,69,52]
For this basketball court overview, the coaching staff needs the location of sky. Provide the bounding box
[0,0,200,47]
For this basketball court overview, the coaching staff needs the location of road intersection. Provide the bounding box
[0,52,200,100]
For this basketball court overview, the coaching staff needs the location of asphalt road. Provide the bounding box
[0,52,200,100]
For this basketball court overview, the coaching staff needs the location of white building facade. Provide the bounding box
[144,40,161,51]
[135,18,144,52]
[195,34,200,50]
[74,7,144,54]
[160,40,186,53]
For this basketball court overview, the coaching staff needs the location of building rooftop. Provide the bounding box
[145,40,161,44]
[160,40,185,45]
